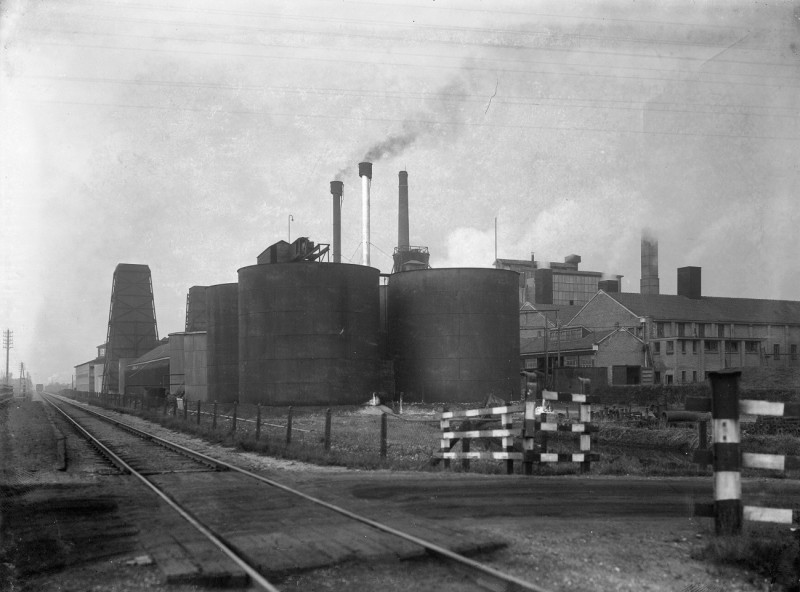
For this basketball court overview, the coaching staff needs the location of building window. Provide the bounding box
[792,344,797,361]
[745,341,759,354]
[774,344,780,359]
[654,371,661,384]
[656,322,665,338]
[717,324,726,338]
[653,342,661,355]
[692,371,697,382]
[666,341,674,355]
[698,324,706,337]
[725,341,739,353]
[665,374,673,385]
[680,340,687,354]
[677,323,686,337]
[692,341,698,354]
[681,370,686,383]
[704,340,718,352]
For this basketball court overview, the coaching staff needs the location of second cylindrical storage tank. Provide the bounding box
[388,268,520,403]
[206,283,239,403]
[238,262,381,406]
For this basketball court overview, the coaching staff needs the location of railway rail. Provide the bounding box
[42,392,550,592]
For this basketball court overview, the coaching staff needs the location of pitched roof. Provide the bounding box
[608,292,800,325]
[521,329,616,355]
[127,342,171,368]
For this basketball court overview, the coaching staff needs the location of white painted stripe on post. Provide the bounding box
[439,405,524,419]
[542,390,586,403]
[538,422,558,432]
[712,419,741,444]
[740,400,784,417]
[572,454,586,462]
[441,429,520,439]
[714,471,742,501]
[743,506,794,524]
[540,453,559,463]
[580,434,591,452]
[742,452,785,471]
[435,451,523,460]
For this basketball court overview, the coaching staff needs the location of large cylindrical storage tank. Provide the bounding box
[206,283,239,403]
[238,263,381,406]
[388,268,520,403]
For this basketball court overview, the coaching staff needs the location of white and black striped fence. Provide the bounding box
[687,369,800,535]
[433,391,599,475]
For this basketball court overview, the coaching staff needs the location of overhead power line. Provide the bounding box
[17,74,800,121]
[15,97,800,142]
[78,0,787,53]
[29,39,800,92]
[23,26,800,86]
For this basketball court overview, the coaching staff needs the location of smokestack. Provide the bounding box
[329,181,343,263]
[398,170,409,251]
[359,162,372,266]
[640,232,660,295]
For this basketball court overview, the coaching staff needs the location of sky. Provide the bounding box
[1,0,799,384]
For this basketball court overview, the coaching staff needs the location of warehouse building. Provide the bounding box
[495,253,622,306]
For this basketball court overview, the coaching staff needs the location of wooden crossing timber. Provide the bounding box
[691,370,800,534]
[541,391,600,404]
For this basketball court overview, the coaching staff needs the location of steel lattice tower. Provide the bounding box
[101,264,159,393]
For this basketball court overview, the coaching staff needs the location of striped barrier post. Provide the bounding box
[522,391,599,469]
[688,369,800,535]
[435,404,525,472]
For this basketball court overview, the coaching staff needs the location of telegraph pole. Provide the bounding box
[3,330,12,386]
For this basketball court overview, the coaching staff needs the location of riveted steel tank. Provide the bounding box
[206,283,239,403]
[388,268,520,403]
[238,262,381,406]
[186,285,208,331]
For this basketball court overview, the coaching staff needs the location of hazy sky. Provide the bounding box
[2,0,799,383]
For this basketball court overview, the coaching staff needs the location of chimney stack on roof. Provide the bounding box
[677,266,702,299]
[640,231,660,295]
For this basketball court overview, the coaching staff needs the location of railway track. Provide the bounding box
[42,393,550,592]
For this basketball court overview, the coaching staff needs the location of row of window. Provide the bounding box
[652,341,798,359]
[654,321,781,340]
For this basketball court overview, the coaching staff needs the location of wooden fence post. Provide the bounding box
[523,400,536,475]
[196,399,201,425]
[461,436,470,471]
[231,402,238,432]
[255,404,261,440]
[502,411,513,474]
[710,369,742,536]
[212,401,218,430]
[380,412,388,459]
[324,408,331,451]
[183,397,188,421]
[286,406,293,445]
[440,406,451,469]
[579,402,592,474]
[698,419,708,470]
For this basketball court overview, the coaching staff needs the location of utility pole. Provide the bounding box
[19,362,25,397]
[3,330,12,385]
[555,310,561,392]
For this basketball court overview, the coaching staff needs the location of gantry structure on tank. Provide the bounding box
[101,264,160,393]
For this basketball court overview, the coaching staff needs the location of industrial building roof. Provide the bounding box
[74,356,104,369]
[607,292,800,325]
[127,342,171,369]
[521,329,616,355]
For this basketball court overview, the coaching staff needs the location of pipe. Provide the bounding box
[329,181,343,263]
[359,162,372,266]
[398,170,409,251]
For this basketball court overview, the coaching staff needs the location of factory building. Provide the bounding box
[521,234,800,387]
[495,254,622,306]
[74,344,105,392]
[77,165,526,405]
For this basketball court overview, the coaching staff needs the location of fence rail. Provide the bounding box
[687,369,800,535]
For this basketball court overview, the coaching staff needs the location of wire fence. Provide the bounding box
[60,390,444,468]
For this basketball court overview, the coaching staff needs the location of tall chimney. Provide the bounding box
[359,162,372,266]
[398,170,409,251]
[329,181,343,263]
[640,232,660,295]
